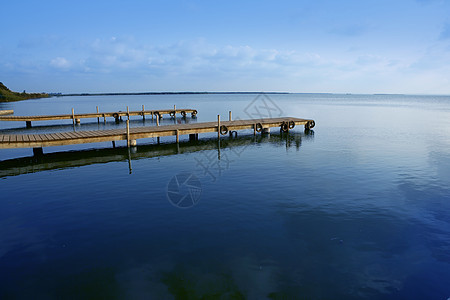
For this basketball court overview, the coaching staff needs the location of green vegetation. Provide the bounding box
[0,82,49,102]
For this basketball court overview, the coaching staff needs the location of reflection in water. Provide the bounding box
[0,131,314,178]
[1,94,450,299]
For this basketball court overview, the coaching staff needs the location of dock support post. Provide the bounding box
[253,124,256,136]
[127,106,130,120]
[33,147,43,156]
[174,104,176,111]
[96,106,99,123]
[217,115,221,139]
[142,105,145,120]
[26,121,32,128]
[152,111,154,121]
[126,119,130,148]
[112,141,116,148]
[229,111,232,121]
[156,114,159,126]
[176,129,179,143]
[72,108,75,126]
[103,114,106,124]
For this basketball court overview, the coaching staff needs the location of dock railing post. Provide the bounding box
[176,129,179,143]
[96,106,99,124]
[127,106,130,120]
[126,119,130,148]
[72,108,75,130]
[217,115,221,139]
[142,105,145,120]
[156,114,159,126]
[229,111,232,121]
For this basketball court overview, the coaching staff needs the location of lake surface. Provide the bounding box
[0,94,449,299]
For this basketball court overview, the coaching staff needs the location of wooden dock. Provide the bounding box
[0,117,315,149]
[0,106,197,127]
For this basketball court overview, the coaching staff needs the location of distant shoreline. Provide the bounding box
[58,91,290,97]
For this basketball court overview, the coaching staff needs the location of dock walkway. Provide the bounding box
[0,117,315,149]
[0,107,197,127]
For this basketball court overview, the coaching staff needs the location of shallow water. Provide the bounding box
[0,94,449,299]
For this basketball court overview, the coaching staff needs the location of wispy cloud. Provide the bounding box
[3,35,450,94]
[50,57,71,70]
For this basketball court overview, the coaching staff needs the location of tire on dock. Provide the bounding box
[280,121,289,132]
[220,125,229,135]
[305,120,315,130]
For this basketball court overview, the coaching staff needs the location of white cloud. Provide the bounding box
[5,36,450,94]
[50,57,71,69]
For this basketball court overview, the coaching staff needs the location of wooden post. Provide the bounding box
[174,104,176,111]
[127,106,130,120]
[229,111,232,121]
[152,111,154,121]
[142,105,145,120]
[217,115,221,139]
[96,106,99,123]
[253,124,256,136]
[126,119,130,147]
[103,114,106,123]
[26,121,32,128]
[176,129,179,143]
[72,108,75,126]
[156,114,159,126]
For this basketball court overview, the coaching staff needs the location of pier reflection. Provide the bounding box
[0,131,314,178]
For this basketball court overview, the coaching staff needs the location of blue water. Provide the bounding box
[0,94,449,299]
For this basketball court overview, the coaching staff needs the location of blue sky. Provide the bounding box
[1,0,450,94]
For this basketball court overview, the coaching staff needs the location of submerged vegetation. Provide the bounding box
[0,82,49,102]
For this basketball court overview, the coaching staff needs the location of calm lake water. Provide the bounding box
[0,94,449,299]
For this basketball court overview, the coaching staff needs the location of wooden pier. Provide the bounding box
[0,110,14,116]
[0,106,197,127]
[0,117,315,150]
